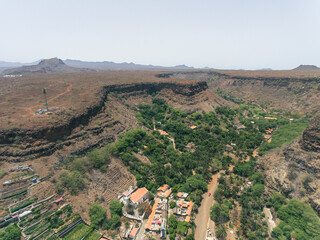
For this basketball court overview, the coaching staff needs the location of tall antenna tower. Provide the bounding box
[43,88,48,112]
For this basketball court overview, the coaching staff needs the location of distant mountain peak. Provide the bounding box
[38,58,65,66]
[293,65,320,70]
[2,58,93,75]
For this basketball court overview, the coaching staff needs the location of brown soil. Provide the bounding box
[194,172,220,240]
[161,70,320,116]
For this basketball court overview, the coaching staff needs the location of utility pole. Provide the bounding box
[43,88,48,112]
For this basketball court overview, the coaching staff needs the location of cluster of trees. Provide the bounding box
[211,167,267,239]
[265,193,286,210]
[236,168,267,239]
[89,200,123,231]
[55,170,86,195]
[0,224,20,240]
[55,145,112,195]
[215,106,237,120]
[210,202,230,224]
[233,158,256,177]
[167,215,193,240]
[135,98,168,128]
[272,199,320,239]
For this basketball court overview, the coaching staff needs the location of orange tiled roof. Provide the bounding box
[130,187,148,203]
[164,189,172,198]
[158,130,169,136]
[130,227,139,237]
[157,184,169,192]
[185,216,191,222]
[177,192,182,197]
[188,202,194,210]
[190,125,197,130]
[146,198,160,230]
[264,117,277,120]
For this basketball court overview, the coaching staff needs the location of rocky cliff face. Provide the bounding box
[156,70,320,115]
[258,117,320,214]
[0,81,213,162]
[300,117,320,152]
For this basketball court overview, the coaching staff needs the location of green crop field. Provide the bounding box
[62,223,90,240]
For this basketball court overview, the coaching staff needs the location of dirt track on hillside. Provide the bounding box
[194,172,220,240]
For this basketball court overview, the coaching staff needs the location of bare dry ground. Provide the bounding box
[170,69,320,115]
[0,71,199,130]
[217,69,320,78]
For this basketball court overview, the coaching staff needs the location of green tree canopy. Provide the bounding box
[109,200,122,216]
[89,202,106,227]
[0,224,21,240]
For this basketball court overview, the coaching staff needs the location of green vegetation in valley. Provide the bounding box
[259,119,309,154]
[114,99,264,207]
[272,199,320,240]
[211,159,269,239]
[0,224,21,240]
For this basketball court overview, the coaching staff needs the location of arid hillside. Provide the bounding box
[0,71,214,131]
[258,116,320,214]
[158,69,320,115]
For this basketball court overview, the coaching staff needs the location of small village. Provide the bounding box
[118,184,194,240]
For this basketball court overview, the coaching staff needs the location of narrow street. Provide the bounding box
[136,219,147,240]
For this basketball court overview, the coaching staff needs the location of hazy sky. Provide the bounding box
[1,0,319,69]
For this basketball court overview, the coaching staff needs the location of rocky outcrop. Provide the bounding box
[300,117,320,152]
[104,81,208,97]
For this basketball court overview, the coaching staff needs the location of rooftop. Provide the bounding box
[129,227,139,237]
[158,130,169,136]
[164,189,172,198]
[264,116,277,120]
[130,187,148,203]
[55,197,63,203]
[177,192,188,198]
[157,184,169,192]
[146,198,161,230]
